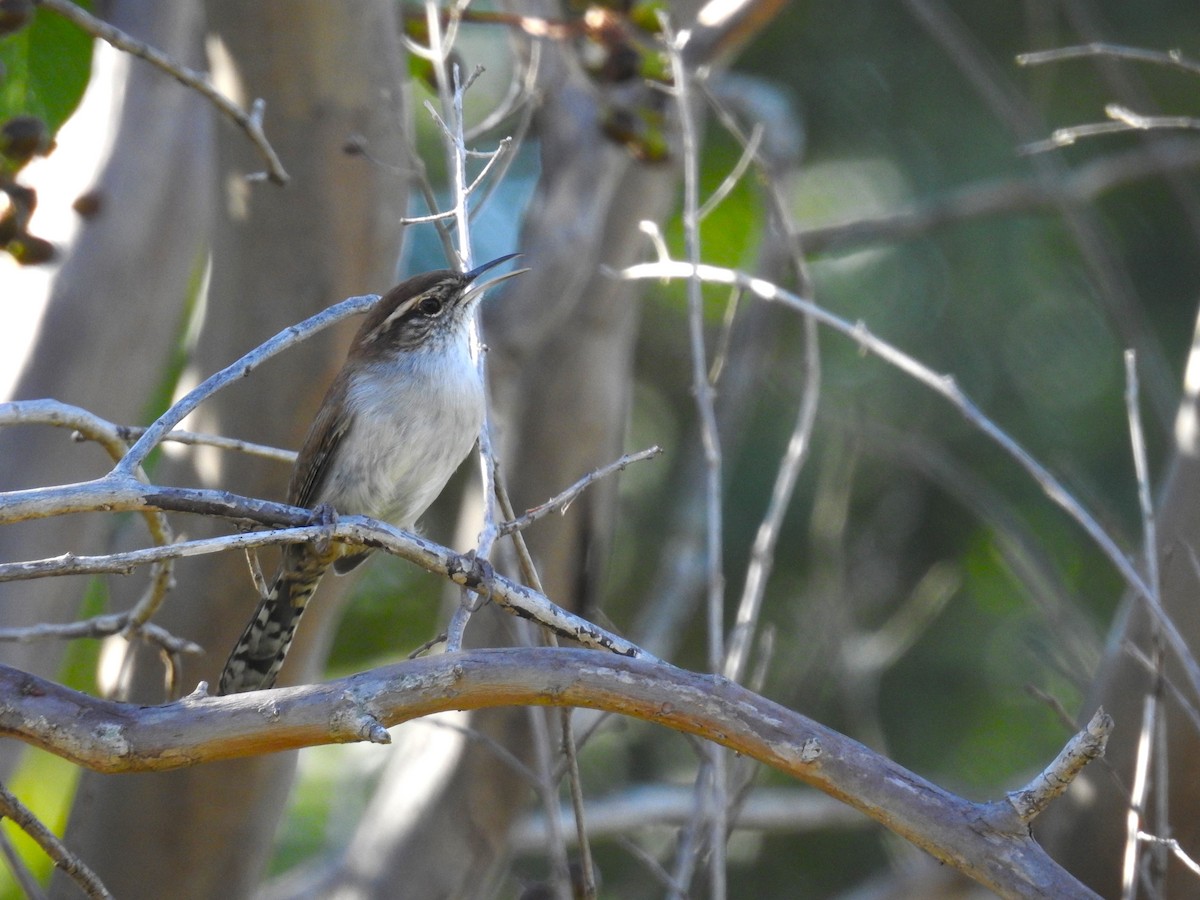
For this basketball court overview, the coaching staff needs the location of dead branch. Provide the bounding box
[34,0,289,184]
[0,649,1100,899]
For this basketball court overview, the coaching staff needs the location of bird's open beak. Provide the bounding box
[464,252,529,300]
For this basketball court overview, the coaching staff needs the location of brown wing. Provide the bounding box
[287,375,353,509]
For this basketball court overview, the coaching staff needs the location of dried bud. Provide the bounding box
[72,188,105,219]
[9,234,56,265]
[1,116,53,165]
[0,0,32,37]
[0,203,17,245]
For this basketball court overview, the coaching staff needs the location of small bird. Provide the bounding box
[218,255,523,694]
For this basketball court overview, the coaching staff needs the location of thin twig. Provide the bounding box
[1005,708,1113,822]
[1125,351,1160,619]
[615,258,1200,703]
[0,613,201,656]
[499,447,662,535]
[0,400,179,640]
[0,780,112,899]
[697,124,763,221]
[495,472,596,898]
[617,835,686,893]
[1122,690,1158,899]
[1122,349,1169,897]
[707,286,743,385]
[0,513,655,660]
[1025,108,1200,155]
[243,548,268,599]
[697,74,821,688]
[524,699,575,900]
[34,0,288,185]
[0,827,48,900]
[106,425,295,463]
[116,294,379,475]
[663,18,728,899]
[1017,42,1200,78]
[1121,639,1200,734]
[1136,832,1200,879]
[399,207,460,226]
[464,137,513,196]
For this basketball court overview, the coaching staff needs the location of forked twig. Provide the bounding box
[35,0,288,184]
[499,447,663,535]
[615,259,1200,703]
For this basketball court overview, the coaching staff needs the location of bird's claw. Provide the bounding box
[450,550,495,607]
[309,502,338,555]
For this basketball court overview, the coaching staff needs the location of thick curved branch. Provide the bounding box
[0,649,1098,899]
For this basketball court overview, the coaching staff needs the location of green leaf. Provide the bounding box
[0,2,93,134]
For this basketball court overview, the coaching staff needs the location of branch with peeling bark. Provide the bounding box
[0,649,1103,898]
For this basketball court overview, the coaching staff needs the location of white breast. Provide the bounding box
[321,337,484,529]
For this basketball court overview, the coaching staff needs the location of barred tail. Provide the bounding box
[217,554,329,695]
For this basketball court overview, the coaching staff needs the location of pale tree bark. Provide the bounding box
[48,2,410,897]
[0,0,213,776]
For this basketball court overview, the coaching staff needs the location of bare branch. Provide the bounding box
[34,0,289,185]
[0,650,1100,898]
[0,613,201,656]
[697,123,763,221]
[1025,106,1200,155]
[1125,351,1160,606]
[0,827,46,900]
[107,426,295,464]
[1122,690,1160,897]
[0,492,651,661]
[1006,708,1114,823]
[1136,832,1200,879]
[615,259,1200,704]
[1017,42,1200,78]
[0,399,179,635]
[116,293,379,475]
[0,779,112,899]
[497,470,597,898]
[512,786,866,848]
[499,446,663,535]
[664,20,729,896]
[800,140,1200,254]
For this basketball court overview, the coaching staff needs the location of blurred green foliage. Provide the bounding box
[599,1,1200,895]
[0,3,91,134]
[288,0,1199,892]
[3,0,1195,896]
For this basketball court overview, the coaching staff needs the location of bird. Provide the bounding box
[217,254,523,694]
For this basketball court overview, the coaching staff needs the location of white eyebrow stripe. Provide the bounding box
[379,295,421,329]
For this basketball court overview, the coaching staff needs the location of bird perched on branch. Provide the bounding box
[218,255,524,694]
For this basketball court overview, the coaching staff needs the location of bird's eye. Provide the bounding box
[419,296,443,316]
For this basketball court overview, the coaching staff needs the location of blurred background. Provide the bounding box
[3,0,1200,897]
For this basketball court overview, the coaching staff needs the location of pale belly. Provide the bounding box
[320,346,484,528]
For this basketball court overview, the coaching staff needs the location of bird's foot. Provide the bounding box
[450,549,495,610]
[309,502,338,555]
